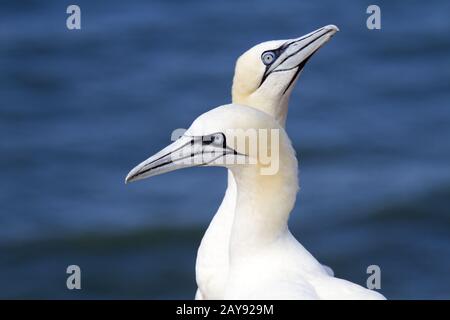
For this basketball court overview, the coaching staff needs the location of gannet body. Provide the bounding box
[126,104,385,300]
[196,25,338,299]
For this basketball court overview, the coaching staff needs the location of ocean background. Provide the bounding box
[1,0,449,299]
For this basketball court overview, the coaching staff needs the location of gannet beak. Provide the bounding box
[261,24,339,85]
[125,134,236,183]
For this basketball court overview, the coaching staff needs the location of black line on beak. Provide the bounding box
[282,52,312,95]
[140,138,193,171]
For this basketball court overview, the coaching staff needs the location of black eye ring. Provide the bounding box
[202,133,226,146]
[261,51,276,65]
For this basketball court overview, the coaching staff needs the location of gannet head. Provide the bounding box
[125,104,289,183]
[232,25,339,125]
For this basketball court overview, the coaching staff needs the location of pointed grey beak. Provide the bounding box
[261,24,339,86]
[125,136,193,183]
[125,134,235,184]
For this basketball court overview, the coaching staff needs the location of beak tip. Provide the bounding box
[125,172,135,184]
[325,24,339,33]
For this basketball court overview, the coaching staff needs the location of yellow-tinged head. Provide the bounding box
[232,25,339,126]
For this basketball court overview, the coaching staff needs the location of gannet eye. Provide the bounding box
[202,133,225,146]
[212,133,224,145]
[261,51,276,65]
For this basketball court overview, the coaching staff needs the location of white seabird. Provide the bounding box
[196,25,339,299]
[125,104,386,300]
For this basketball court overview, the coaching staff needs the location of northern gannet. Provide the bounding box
[125,104,386,300]
[196,25,339,299]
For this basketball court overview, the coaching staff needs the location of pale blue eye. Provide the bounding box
[213,133,224,145]
[261,51,276,65]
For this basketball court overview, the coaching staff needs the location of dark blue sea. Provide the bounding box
[1,0,449,299]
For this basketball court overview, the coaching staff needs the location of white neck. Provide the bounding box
[195,78,294,299]
[232,92,290,128]
[228,135,298,261]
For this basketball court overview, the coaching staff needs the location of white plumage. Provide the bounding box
[126,105,385,300]
[197,25,339,299]
[126,24,385,300]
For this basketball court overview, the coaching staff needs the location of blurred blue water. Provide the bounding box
[1,0,450,299]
